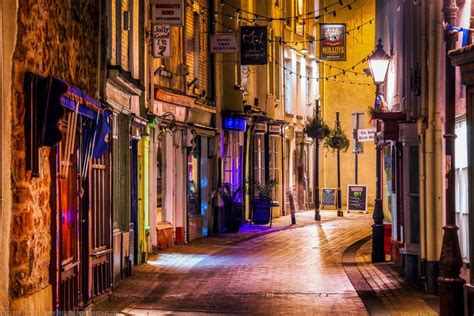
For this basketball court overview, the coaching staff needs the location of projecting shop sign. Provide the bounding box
[210,33,239,53]
[357,128,376,142]
[153,25,171,58]
[320,24,346,61]
[240,26,268,65]
[153,0,183,25]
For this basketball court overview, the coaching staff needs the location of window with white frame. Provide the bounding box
[306,66,312,113]
[284,59,293,114]
[254,133,265,185]
[269,135,281,200]
[223,131,243,202]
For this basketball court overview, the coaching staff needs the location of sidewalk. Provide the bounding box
[344,238,440,315]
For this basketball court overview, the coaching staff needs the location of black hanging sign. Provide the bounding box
[321,188,336,208]
[320,24,346,61]
[240,26,268,65]
[347,185,368,212]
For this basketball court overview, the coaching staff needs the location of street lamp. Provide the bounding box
[367,39,390,263]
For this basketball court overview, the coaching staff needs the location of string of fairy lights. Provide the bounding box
[219,0,358,22]
[183,0,375,86]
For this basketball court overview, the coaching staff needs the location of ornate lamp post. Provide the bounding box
[367,39,390,263]
[438,1,465,315]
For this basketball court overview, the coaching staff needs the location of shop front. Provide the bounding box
[150,88,217,246]
[24,73,112,311]
[295,131,312,211]
[186,105,217,241]
[221,114,248,231]
[105,69,144,283]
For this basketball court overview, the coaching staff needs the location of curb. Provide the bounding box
[342,235,390,315]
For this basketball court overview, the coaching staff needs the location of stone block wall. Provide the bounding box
[10,0,100,303]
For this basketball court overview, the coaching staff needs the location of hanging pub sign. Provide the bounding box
[320,24,346,61]
[153,24,171,58]
[240,26,268,65]
[153,0,183,25]
[347,185,368,213]
[211,33,239,53]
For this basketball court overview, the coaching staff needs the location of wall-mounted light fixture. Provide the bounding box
[154,65,173,79]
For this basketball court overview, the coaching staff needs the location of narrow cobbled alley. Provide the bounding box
[94,212,438,315]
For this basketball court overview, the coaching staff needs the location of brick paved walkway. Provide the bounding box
[353,241,439,315]
[94,211,439,315]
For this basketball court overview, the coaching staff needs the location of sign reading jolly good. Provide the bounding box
[153,0,183,25]
[320,24,346,61]
[153,24,171,58]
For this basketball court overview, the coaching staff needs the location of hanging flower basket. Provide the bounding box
[368,105,384,120]
[303,114,330,140]
[325,126,350,152]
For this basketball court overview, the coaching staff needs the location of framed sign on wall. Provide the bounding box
[320,24,346,61]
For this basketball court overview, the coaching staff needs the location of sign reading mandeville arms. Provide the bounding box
[320,24,346,61]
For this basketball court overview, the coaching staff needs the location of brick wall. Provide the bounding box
[10,0,100,299]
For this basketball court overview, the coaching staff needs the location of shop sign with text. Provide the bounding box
[241,26,268,65]
[211,33,239,53]
[153,0,183,25]
[153,24,171,58]
[320,24,346,61]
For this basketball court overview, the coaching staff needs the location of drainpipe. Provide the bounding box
[418,0,428,270]
[424,0,442,295]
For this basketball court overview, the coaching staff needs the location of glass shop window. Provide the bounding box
[223,130,243,203]
[187,137,201,216]
[254,133,266,185]
[269,135,280,200]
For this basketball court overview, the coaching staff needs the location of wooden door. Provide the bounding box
[85,156,113,301]
[54,131,81,311]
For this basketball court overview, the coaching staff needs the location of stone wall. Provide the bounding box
[10,0,100,304]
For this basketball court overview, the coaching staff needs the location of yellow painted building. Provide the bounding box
[319,0,377,209]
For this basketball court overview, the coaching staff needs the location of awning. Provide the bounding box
[25,72,111,177]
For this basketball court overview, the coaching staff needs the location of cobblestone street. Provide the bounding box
[94,211,438,315]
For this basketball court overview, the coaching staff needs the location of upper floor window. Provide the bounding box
[284,59,293,114]
[193,12,200,88]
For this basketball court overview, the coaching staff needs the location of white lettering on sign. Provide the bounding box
[357,128,376,142]
[153,0,183,25]
[210,33,239,53]
[153,24,171,58]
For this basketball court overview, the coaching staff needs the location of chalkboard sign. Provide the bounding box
[321,188,336,208]
[347,185,368,212]
[252,198,272,225]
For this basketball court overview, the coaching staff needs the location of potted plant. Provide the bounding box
[325,126,350,152]
[303,113,330,140]
[252,179,278,225]
[212,183,244,233]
